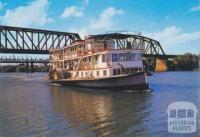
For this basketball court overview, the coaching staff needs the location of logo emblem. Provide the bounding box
[166,101,198,133]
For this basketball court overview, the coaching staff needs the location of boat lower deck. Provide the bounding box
[51,72,149,90]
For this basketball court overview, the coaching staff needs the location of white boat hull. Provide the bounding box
[51,72,149,90]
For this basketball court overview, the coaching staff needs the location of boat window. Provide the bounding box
[117,69,120,75]
[126,68,129,73]
[130,53,135,61]
[126,53,130,61]
[88,56,91,62]
[103,70,107,76]
[119,53,126,61]
[96,71,99,76]
[134,53,142,60]
[112,53,118,62]
[83,58,86,62]
[102,54,106,62]
[138,53,142,60]
[64,61,67,68]
[113,69,117,75]
[95,55,98,61]
[106,54,111,62]
[104,41,107,50]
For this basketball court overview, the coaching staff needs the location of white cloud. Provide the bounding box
[146,26,200,45]
[190,1,200,11]
[89,7,124,29]
[1,0,53,27]
[70,27,88,39]
[69,7,124,38]
[190,5,200,11]
[145,26,200,53]
[61,6,83,18]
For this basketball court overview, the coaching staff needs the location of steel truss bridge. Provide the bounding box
[0,25,80,54]
[0,56,49,63]
[0,56,49,73]
[0,25,175,57]
[0,25,178,67]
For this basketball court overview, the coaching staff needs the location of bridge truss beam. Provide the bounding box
[0,25,81,54]
[89,33,166,56]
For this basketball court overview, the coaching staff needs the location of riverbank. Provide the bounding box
[0,64,49,72]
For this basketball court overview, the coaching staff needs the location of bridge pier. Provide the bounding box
[26,62,29,73]
[31,62,34,73]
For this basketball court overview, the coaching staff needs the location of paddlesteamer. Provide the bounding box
[49,34,149,90]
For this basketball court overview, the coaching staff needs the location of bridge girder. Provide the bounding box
[143,54,177,59]
[0,25,81,54]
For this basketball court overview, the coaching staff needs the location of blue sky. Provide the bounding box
[0,0,200,54]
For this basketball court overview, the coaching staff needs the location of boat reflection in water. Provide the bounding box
[49,86,152,136]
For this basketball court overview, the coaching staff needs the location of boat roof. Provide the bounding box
[86,33,159,43]
[71,40,85,44]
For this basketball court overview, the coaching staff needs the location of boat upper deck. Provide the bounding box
[50,34,144,61]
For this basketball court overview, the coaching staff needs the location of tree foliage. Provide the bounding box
[173,53,199,70]
[0,64,49,73]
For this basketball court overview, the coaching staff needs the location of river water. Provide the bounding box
[0,72,200,137]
